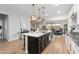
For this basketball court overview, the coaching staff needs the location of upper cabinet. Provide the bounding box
[73,5,79,25]
[71,5,77,25]
[67,5,78,32]
[69,5,78,25]
[77,5,79,24]
[71,12,77,25]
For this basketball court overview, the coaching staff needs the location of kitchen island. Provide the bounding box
[22,32,51,54]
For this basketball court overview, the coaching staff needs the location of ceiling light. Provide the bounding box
[53,4,60,6]
[57,11,62,14]
[45,14,48,16]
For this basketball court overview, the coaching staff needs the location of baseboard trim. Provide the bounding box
[7,37,20,42]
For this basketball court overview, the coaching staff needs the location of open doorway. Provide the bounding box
[0,14,8,41]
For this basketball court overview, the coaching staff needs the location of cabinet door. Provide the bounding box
[38,37,42,53]
[65,36,71,54]
[28,36,39,54]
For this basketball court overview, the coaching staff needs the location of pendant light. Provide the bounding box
[31,4,37,20]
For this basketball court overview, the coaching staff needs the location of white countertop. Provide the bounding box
[22,32,50,37]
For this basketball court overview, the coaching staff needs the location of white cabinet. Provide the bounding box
[75,5,79,24]
[77,5,79,24]
[65,35,71,53]
[65,35,79,54]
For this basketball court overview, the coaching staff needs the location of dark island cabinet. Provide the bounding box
[28,33,50,54]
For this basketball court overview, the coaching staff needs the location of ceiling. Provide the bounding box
[0,4,73,24]
[46,19,67,24]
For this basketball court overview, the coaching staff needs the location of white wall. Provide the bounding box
[8,14,20,41]
[8,15,30,41]
[0,9,30,41]
[3,15,8,39]
[21,17,30,31]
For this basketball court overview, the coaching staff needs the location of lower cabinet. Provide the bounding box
[65,35,79,54]
[28,33,50,54]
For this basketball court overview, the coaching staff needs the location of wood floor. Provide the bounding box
[42,35,69,54]
[0,35,69,54]
[0,39,24,54]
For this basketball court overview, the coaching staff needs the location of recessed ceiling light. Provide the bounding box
[45,14,48,16]
[53,4,60,6]
[57,11,62,14]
